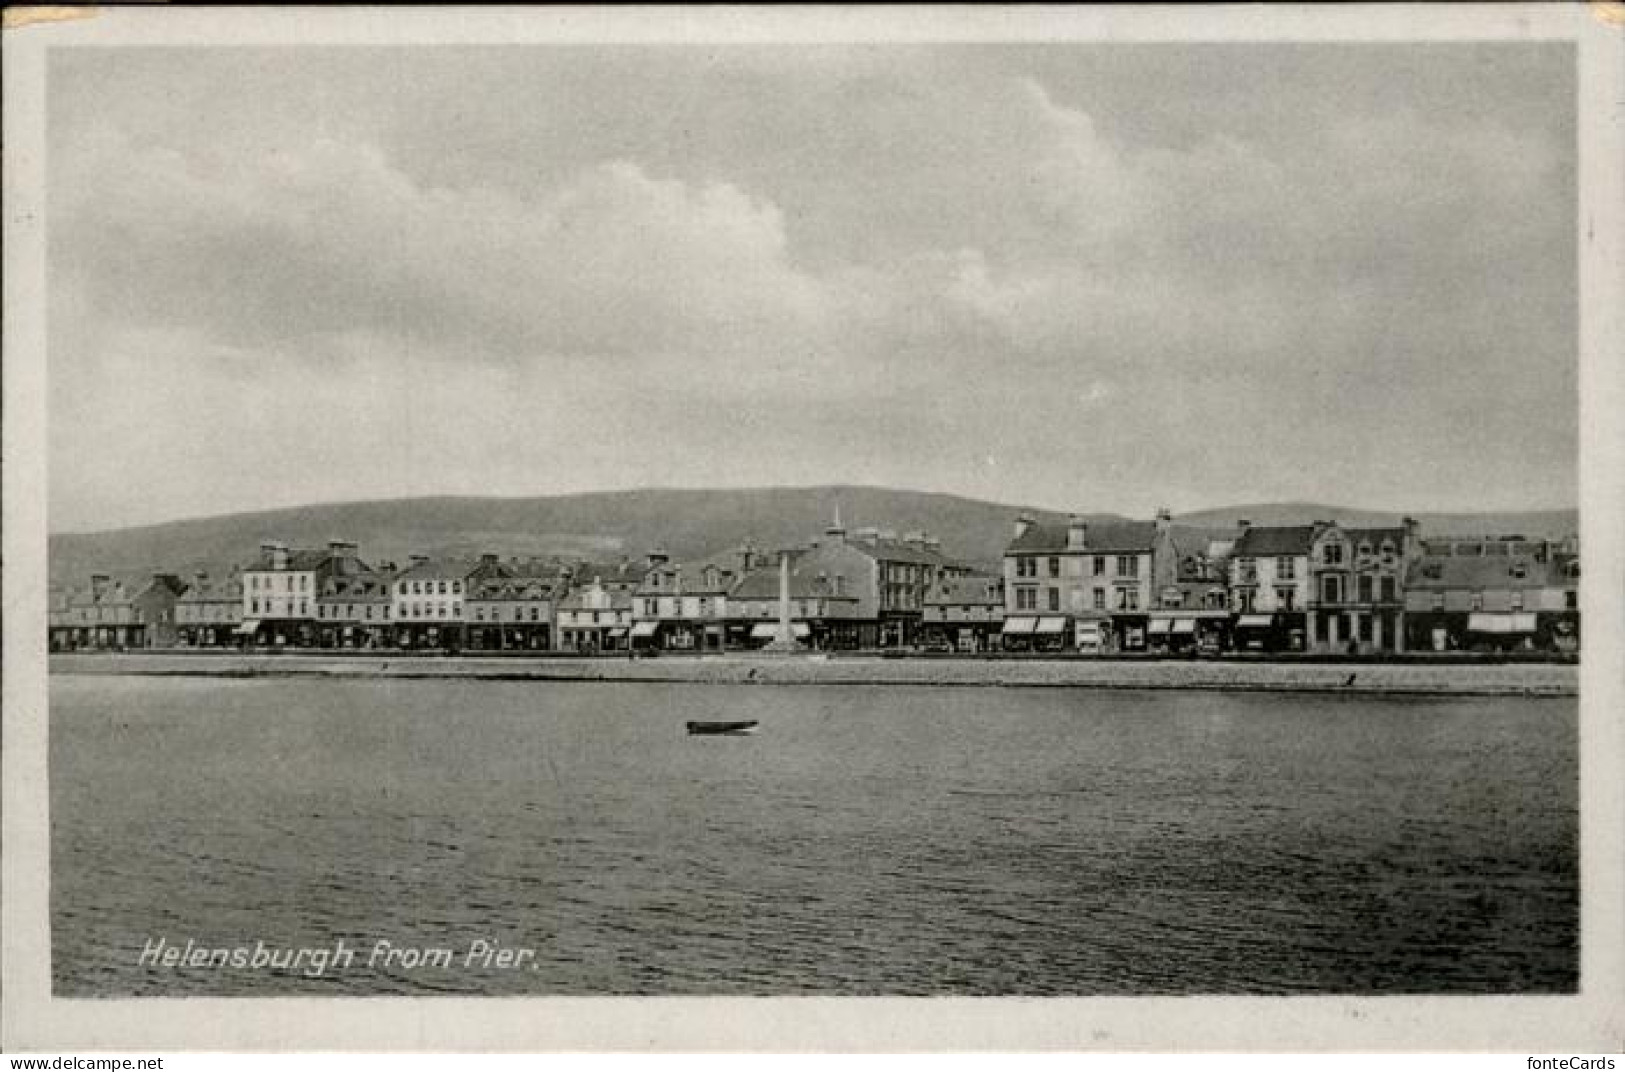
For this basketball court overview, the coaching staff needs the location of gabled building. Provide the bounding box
[1002,510,1176,652]
[1305,519,1417,653]
[314,550,394,649]
[51,572,186,650]
[556,576,635,652]
[631,547,754,651]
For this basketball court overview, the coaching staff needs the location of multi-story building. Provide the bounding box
[314,550,394,649]
[1403,537,1579,652]
[175,568,243,647]
[724,549,863,650]
[1148,539,1233,654]
[467,560,566,651]
[631,547,753,651]
[1002,510,1176,652]
[556,576,635,652]
[1305,519,1417,653]
[241,541,340,647]
[1228,523,1314,652]
[50,572,184,650]
[922,573,1004,652]
[390,554,505,650]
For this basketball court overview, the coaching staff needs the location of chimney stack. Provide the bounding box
[647,547,669,568]
[90,573,110,600]
[1155,506,1172,533]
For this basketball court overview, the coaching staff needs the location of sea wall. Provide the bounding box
[48,652,1578,697]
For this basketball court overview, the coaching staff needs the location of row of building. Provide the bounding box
[47,507,1581,656]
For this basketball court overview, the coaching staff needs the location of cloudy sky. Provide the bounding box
[47,43,1575,533]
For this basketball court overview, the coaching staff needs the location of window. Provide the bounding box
[1380,577,1396,602]
[1277,557,1296,580]
[1323,543,1344,566]
[252,599,260,614]
[1016,587,1036,611]
[411,581,421,594]
[1431,593,1445,612]
[1093,588,1106,610]
[452,602,461,617]
[300,575,308,589]
[1321,576,1342,603]
[1047,588,1060,612]
[531,606,540,621]
[1276,588,1296,611]
[1565,591,1578,610]
[1358,615,1373,642]
[438,581,448,595]
[438,605,447,618]
[298,600,307,616]
[1510,591,1524,611]
[1015,557,1036,579]
[1381,541,1396,563]
[1358,575,1374,603]
[366,606,374,620]
[1117,555,1137,577]
[1093,556,1106,576]
[1117,588,1139,611]
[1510,562,1528,579]
[398,582,407,595]
[1470,592,1484,611]
[1357,541,1372,559]
[643,598,658,616]
[475,607,485,621]
[1047,557,1060,578]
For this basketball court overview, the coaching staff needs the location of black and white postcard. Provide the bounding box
[3,3,1621,1054]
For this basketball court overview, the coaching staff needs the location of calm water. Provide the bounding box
[50,675,1577,995]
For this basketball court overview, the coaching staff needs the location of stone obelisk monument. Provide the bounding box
[762,550,801,652]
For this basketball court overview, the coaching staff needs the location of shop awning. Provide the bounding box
[630,621,661,638]
[749,623,777,639]
[234,620,260,635]
[607,627,628,638]
[1467,612,1538,634]
[1147,618,1171,635]
[1075,621,1103,636]
[1172,619,1197,635]
[1001,617,1037,635]
[1034,617,1067,634]
[793,622,811,639]
[1236,614,1274,628]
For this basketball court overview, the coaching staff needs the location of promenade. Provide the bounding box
[49,651,1578,697]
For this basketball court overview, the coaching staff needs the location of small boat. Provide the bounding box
[686,719,759,736]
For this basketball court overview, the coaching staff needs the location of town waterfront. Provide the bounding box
[51,675,1577,996]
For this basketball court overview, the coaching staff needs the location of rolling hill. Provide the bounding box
[47,486,1578,586]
